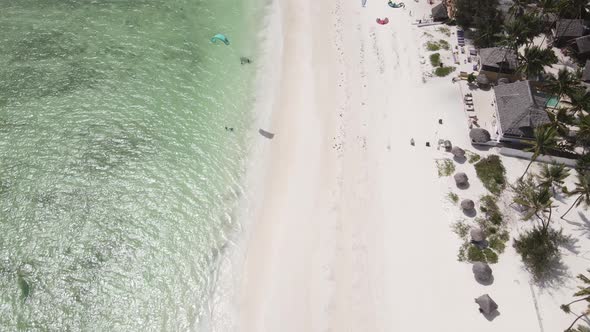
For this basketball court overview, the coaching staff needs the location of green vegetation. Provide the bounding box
[467,246,499,264]
[437,26,451,36]
[561,170,590,220]
[480,195,503,226]
[453,196,507,264]
[426,41,440,51]
[474,155,506,195]
[561,270,590,332]
[436,158,455,177]
[438,39,450,50]
[537,163,570,195]
[514,227,569,281]
[465,150,481,164]
[447,192,459,204]
[522,124,558,180]
[511,172,571,282]
[434,66,455,77]
[429,53,441,67]
[455,0,503,47]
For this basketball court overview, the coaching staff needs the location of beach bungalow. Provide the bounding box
[552,19,588,47]
[492,80,551,143]
[477,47,519,82]
[576,35,590,61]
[431,3,449,22]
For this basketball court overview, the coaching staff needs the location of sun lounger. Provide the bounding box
[466,105,475,111]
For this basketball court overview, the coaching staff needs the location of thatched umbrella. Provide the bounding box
[476,73,490,87]
[469,128,491,143]
[454,172,469,187]
[470,227,485,242]
[475,294,498,314]
[472,262,493,283]
[461,199,475,210]
[451,146,465,158]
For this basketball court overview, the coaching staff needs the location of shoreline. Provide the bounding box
[206,0,284,329]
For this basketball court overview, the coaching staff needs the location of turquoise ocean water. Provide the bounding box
[0,0,264,330]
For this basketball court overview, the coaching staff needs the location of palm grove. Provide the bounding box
[454,0,590,330]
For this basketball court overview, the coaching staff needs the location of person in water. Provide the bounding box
[240,57,251,65]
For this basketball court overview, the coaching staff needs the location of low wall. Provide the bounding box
[499,147,578,168]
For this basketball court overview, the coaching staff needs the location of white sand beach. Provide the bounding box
[210,0,590,331]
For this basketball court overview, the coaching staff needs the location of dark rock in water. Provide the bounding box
[240,57,251,65]
[18,275,30,301]
[259,129,275,139]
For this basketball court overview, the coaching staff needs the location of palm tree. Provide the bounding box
[538,163,570,195]
[569,89,590,116]
[547,107,574,138]
[521,126,558,179]
[545,68,581,105]
[508,0,528,18]
[576,115,590,150]
[517,46,558,79]
[561,170,590,219]
[561,270,590,332]
[578,153,590,171]
[559,0,590,19]
[512,175,554,232]
[538,0,560,15]
[503,14,544,52]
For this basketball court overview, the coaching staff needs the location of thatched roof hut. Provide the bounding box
[472,262,493,283]
[454,172,469,187]
[475,294,498,314]
[469,128,491,143]
[451,146,465,158]
[470,227,485,242]
[461,199,475,210]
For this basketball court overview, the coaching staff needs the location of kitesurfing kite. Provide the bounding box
[211,34,230,45]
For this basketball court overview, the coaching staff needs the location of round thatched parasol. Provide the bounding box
[461,199,475,210]
[469,128,491,143]
[454,172,469,187]
[475,294,498,314]
[451,146,465,158]
[470,227,485,242]
[472,262,493,283]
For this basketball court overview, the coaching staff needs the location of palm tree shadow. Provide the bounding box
[553,189,567,204]
[535,258,570,289]
[572,212,590,240]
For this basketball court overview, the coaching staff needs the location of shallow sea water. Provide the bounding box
[0,0,263,330]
